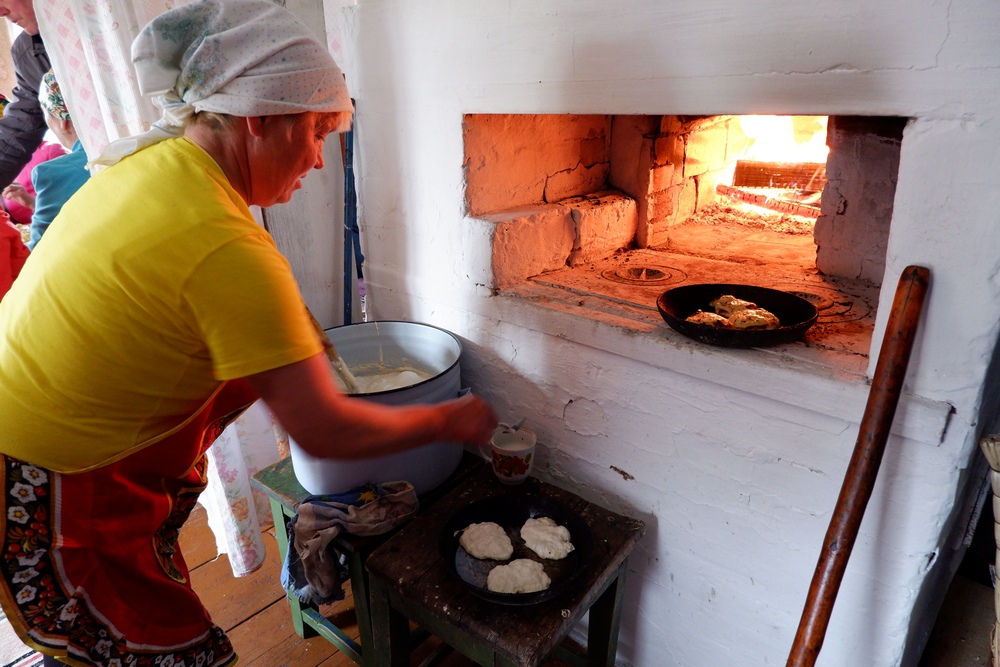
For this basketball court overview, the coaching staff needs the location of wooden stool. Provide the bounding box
[250,454,479,667]
[365,466,645,667]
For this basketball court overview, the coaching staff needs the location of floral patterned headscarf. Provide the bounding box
[94,0,352,166]
[38,70,71,122]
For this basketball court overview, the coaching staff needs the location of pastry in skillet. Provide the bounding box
[728,308,781,330]
[459,521,514,560]
[486,558,551,594]
[709,294,758,318]
[684,310,732,328]
[520,517,575,560]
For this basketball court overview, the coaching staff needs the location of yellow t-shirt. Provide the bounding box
[0,138,323,472]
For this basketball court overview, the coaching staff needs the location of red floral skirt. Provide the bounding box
[0,381,256,667]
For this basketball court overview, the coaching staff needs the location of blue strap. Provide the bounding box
[343,100,364,324]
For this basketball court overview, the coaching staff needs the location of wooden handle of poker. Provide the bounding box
[786,265,930,667]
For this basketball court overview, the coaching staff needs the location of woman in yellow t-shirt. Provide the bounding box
[0,3,497,666]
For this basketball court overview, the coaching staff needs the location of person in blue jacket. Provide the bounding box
[23,70,89,250]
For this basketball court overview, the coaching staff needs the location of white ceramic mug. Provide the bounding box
[480,424,537,484]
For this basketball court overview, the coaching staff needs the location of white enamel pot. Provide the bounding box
[288,320,464,496]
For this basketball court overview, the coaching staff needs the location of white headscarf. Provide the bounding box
[94,0,352,166]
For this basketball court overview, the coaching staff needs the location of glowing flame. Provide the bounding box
[737,115,828,163]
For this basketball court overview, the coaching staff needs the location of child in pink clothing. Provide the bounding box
[1,141,65,224]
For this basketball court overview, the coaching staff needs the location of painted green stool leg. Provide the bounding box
[266,497,317,639]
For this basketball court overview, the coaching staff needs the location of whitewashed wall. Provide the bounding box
[0,25,15,100]
[264,0,351,329]
[330,1,1000,665]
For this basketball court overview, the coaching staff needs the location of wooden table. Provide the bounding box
[249,454,480,667]
[366,466,646,667]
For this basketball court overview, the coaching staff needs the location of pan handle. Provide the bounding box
[786,265,931,667]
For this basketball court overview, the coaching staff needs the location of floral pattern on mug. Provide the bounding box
[492,451,532,479]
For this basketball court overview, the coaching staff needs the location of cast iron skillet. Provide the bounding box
[656,283,818,348]
[440,495,594,606]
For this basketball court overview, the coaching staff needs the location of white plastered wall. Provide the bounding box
[331,1,1000,664]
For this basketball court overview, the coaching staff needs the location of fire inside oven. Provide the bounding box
[466,113,907,355]
[709,116,827,228]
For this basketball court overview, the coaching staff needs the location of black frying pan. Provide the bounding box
[656,283,818,348]
[439,495,594,605]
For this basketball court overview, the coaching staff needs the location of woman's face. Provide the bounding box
[0,0,39,35]
[247,112,340,208]
[44,112,76,150]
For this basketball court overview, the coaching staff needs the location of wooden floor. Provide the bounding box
[181,504,572,667]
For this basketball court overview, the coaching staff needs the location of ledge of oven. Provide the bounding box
[496,280,951,449]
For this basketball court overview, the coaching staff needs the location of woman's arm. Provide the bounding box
[243,352,498,460]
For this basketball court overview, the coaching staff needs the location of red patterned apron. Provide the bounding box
[0,380,256,667]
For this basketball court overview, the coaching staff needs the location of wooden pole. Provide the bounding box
[786,265,931,667]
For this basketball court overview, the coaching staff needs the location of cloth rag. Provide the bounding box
[282,481,418,605]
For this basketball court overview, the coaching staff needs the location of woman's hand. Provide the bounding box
[2,183,34,211]
[438,392,499,445]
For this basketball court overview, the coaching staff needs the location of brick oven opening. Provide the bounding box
[465,114,908,357]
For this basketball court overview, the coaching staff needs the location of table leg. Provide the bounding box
[586,560,629,667]
[266,498,317,639]
[368,576,412,667]
[345,548,376,667]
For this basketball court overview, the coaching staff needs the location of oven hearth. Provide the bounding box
[525,247,877,357]
[470,112,902,358]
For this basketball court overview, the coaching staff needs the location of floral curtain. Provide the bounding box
[201,400,290,577]
[33,1,179,161]
[34,0,287,577]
